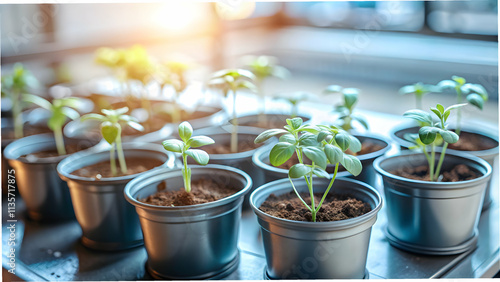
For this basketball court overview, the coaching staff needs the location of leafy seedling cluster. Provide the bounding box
[323,85,368,132]
[399,82,439,110]
[162,121,215,193]
[255,117,362,222]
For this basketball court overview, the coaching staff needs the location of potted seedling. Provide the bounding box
[374,103,492,255]
[57,107,173,250]
[323,85,368,132]
[4,96,97,221]
[124,121,252,279]
[399,82,439,110]
[250,117,382,279]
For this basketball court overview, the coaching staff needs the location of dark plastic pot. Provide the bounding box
[57,143,175,251]
[374,151,492,255]
[250,177,382,279]
[3,133,99,221]
[124,165,252,279]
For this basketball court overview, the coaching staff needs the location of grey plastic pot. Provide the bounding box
[3,133,99,221]
[390,123,499,211]
[57,143,175,251]
[373,151,492,255]
[250,177,382,279]
[124,165,252,280]
[252,133,391,188]
[227,112,311,133]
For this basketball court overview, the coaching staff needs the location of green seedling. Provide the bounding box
[1,63,40,139]
[162,121,215,193]
[255,117,362,222]
[275,91,314,118]
[403,103,466,181]
[436,76,488,134]
[81,107,144,176]
[23,95,84,155]
[157,61,191,123]
[243,55,290,123]
[208,69,257,153]
[323,85,368,131]
[399,82,438,110]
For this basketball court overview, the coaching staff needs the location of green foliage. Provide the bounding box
[255,118,363,222]
[242,55,290,81]
[323,85,368,131]
[162,121,215,193]
[399,82,438,109]
[274,91,315,118]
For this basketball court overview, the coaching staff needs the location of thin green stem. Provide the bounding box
[288,176,312,212]
[54,126,66,155]
[115,125,127,174]
[423,145,432,165]
[416,95,422,110]
[316,163,339,213]
[308,162,315,216]
[110,143,117,176]
[291,103,297,118]
[182,152,191,193]
[456,88,462,135]
[230,88,238,153]
[430,143,436,181]
[12,91,23,139]
[434,143,448,181]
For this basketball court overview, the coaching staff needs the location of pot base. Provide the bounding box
[27,210,75,222]
[385,227,478,255]
[263,268,370,279]
[482,199,492,212]
[146,251,240,280]
[81,237,143,251]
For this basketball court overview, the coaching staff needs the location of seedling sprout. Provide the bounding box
[323,85,368,131]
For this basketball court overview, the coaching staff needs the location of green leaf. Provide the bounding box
[178,121,193,142]
[340,154,362,176]
[351,113,369,130]
[313,167,330,178]
[298,132,319,146]
[430,107,442,118]
[162,139,184,153]
[445,103,468,113]
[403,109,433,125]
[437,128,459,144]
[61,107,80,120]
[22,93,52,110]
[343,88,359,109]
[403,133,420,144]
[47,110,67,131]
[437,80,457,91]
[443,110,451,122]
[127,121,144,132]
[288,164,312,178]
[186,149,210,165]
[236,80,258,92]
[467,94,483,110]
[324,144,343,164]
[317,131,329,143]
[419,126,438,145]
[101,121,120,144]
[452,75,466,86]
[399,85,416,95]
[298,125,320,134]
[348,135,362,153]
[462,84,488,101]
[269,142,296,166]
[81,113,106,122]
[323,85,343,94]
[279,134,296,144]
[188,136,215,148]
[114,107,129,115]
[254,128,287,144]
[335,132,351,151]
[436,104,444,113]
[286,117,303,130]
[302,146,327,169]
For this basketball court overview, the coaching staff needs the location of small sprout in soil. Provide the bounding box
[403,103,466,181]
[323,85,368,132]
[23,95,84,155]
[255,117,363,222]
[436,76,488,134]
[162,121,215,193]
[156,60,192,123]
[208,69,257,153]
[242,55,290,123]
[399,82,439,110]
[1,63,40,139]
[274,91,314,118]
[81,107,144,176]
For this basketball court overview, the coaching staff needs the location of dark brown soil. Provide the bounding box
[2,125,53,141]
[260,192,371,222]
[391,164,480,182]
[140,178,237,206]
[448,132,498,151]
[204,141,263,154]
[71,157,163,179]
[22,143,93,159]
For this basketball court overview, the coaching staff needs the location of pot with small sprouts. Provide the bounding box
[249,118,382,279]
[374,103,492,255]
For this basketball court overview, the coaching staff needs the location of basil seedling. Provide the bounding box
[255,117,362,222]
[1,63,40,139]
[399,82,438,110]
[162,121,215,193]
[81,107,144,176]
[323,85,368,131]
[274,91,314,118]
[156,61,192,123]
[437,76,488,134]
[403,103,466,181]
[208,69,257,153]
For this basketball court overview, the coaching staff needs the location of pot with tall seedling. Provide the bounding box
[250,117,382,279]
[57,107,173,250]
[4,95,97,221]
[374,103,492,255]
[124,121,252,279]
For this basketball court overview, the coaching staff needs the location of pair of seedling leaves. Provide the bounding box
[255,117,363,179]
[324,85,368,130]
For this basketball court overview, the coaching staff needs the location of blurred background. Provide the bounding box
[1,1,498,123]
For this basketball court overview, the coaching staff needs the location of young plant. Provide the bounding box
[436,76,488,134]
[242,55,290,123]
[208,69,257,153]
[274,91,314,118]
[255,117,362,222]
[23,95,84,155]
[81,107,144,176]
[399,82,438,110]
[1,63,40,139]
[323,85,368,132]
[156,61,192,123]
[162,122,215,193]
[403,103,466,181]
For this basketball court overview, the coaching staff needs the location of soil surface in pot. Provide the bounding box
[2,125,52,141]
[260,192,371,222]
[448,132,498,151]
[391,164,480,182]
[204,140,263,154]
[71,157,163,179]
[277,141,385,171]
[140,178,237,206]
[21,143,94,159]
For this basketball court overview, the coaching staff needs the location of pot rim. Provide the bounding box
[373,150,492,186]
[228,112,312,123]
[124,164,252,211]
[57,142,173,183]
[249,177,382,229]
